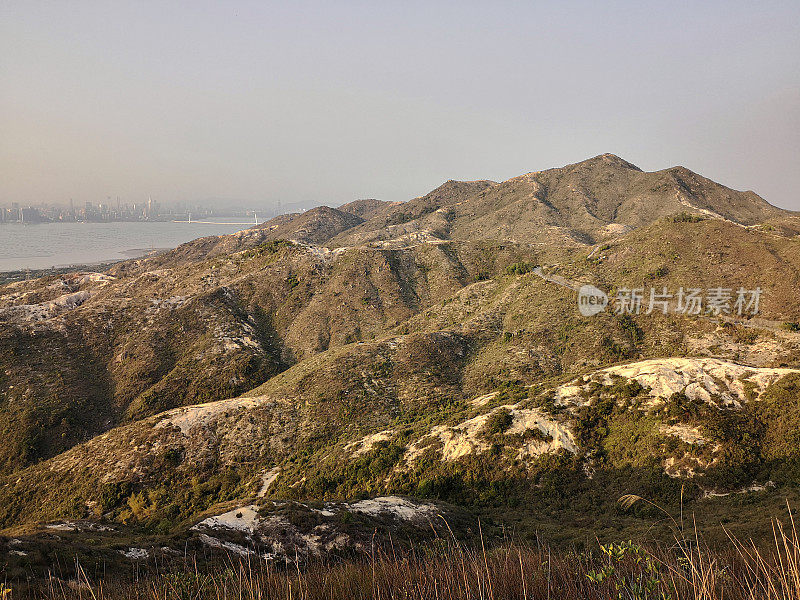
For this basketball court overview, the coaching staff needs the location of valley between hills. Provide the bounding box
[2,153,800,579]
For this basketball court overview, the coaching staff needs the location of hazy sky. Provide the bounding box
[2,1,799,211]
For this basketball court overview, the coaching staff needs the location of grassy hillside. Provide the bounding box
[2,218,799,544]
[330,154,791,248]
[0,238,538,473]
[1,156,799,583]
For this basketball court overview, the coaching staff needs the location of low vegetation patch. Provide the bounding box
[671,212,707,223]
[10,512,800,600]
[504,261,537,276]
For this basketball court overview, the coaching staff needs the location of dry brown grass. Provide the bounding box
[8,507,800,600]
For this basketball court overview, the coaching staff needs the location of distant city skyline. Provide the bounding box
[0,193,309,215]
[0,197,282,224]
[2,2,799,210]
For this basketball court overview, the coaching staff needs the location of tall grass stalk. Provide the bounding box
[11,508,800,599]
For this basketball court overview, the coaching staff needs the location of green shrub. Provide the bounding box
[482,409,514,437]
[671,212,706,223]
[100,481,133,511]
[617,314,644,343]
[753,374,800,462]
[505,262,537,276]
[521,427,553,443]
[644,266,669,280]
[608,377,646,400]
[239,239,293,259]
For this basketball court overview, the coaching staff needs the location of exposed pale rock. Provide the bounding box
[349,496,437,521]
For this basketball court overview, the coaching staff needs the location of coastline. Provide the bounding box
[0,221,248,276]
[0,247,169,285]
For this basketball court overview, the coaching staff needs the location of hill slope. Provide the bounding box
[324,154,790,247]
[1,155,799,567]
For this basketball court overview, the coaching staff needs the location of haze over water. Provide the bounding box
[0,221,249,271]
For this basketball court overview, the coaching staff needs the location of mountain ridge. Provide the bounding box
[1,155,799,570]
[246,154,791,250]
